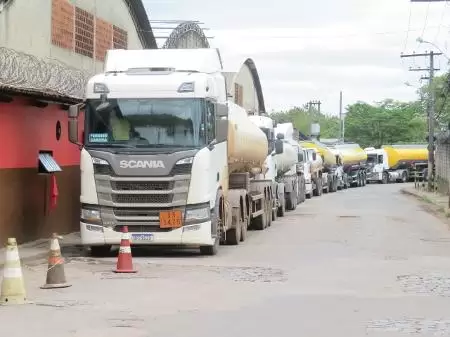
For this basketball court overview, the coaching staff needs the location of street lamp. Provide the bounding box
[416,37,450,61]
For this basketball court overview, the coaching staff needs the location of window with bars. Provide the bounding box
[74,7,94,58]
[113,25,128,50]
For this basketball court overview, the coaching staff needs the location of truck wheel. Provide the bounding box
[266,199,272,227]
[252,200,267,231]
[226,206,241,246]
[200,191,223,255]
[277,198,286,217]
[90,245,112,257]
[401,172,407,183]
[382,172,388,184]
[240,214,248,242]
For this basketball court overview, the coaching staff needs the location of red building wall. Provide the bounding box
[0,97,84,243]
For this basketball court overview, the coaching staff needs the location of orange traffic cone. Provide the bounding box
[114,226,136,273]
[41,233,71,289]
[0,238,27,305]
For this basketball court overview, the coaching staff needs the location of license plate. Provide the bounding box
[131,233,154,241]
[159,210,183,229]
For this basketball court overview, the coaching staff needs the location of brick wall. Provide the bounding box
[51,0,128,61]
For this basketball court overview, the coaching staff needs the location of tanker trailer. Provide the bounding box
[68,48,280,256]
[374,144,428,183]
[299,141,326,196]
[274,122,306,211]
[248,114,290,220]
[334,142,368,187]
[300,140,340,193]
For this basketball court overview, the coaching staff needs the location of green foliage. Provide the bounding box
[419,73,450,125]
[270,106,340,138]
[344,99,427,148]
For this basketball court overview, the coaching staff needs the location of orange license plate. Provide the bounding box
[159,210,183,229]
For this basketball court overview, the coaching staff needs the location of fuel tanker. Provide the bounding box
[365,144,428,183]
[333,142,368,188]
[300,140,341,193]
[68,48,282,256]
[274,122,306,211]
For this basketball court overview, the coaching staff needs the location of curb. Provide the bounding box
[400,188,420,197]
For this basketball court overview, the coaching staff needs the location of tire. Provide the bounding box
[200,191,223,255]
[401,172,407,183]
[90,245,112,257]
[253,199,267,231]
[277,197,286,217]
[226,205,241,246]
[240,213,248,242]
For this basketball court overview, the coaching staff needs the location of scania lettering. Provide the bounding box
[68,49,279,256]
[119,160,165,169]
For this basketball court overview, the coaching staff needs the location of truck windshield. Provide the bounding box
[85,98,207,148]
[367,154,377,164]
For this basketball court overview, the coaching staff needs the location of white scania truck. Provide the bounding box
[68,48,283,256]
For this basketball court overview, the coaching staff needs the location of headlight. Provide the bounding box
[185,205,210,223]
[176,157,194,165]
[81,208,102,224]
[92,157,109,165]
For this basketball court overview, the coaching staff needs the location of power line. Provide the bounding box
[403,2,413,52]
[401,50,442,191]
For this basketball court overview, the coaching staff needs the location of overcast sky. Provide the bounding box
[143,0,450,115]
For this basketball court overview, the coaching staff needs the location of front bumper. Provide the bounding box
[80,220,214,246]
[367,172,382,181]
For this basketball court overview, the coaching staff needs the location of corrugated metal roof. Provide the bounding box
[38,153,62,173]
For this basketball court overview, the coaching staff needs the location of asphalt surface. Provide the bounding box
[2,183,450,336]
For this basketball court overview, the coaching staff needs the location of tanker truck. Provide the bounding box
[299,141,327,196]
[67,48,281,256]
[300,140,340,193]
[365,144,428,184]
[333,142,368,187]
[274,122,306,210]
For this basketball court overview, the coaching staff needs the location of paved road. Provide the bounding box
[2,183,450,336]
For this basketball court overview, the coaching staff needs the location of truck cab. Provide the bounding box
[365,147,389,184]
[68,49,230,255]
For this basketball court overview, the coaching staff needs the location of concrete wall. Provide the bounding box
[0,0,144,74]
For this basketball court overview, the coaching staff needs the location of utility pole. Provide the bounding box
[401,50,441,191]
[307,100,321,114]
[339,91,344,142]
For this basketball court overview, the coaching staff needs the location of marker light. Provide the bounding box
[93,83,110,94]
[177,82,195,93]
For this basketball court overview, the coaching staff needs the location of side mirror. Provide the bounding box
[68,118,80,145]
[216,103,228,117]
[215,119,228,143]
[68,104,82,146]
[276,133,284,140]
[312,152,317,161]
[335,155,339,165]
[275,139,284,154]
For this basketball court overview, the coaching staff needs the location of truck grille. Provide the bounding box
[93,163,191,231]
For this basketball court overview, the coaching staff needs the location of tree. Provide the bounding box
[271,106,340,138]
[344,99,427,148]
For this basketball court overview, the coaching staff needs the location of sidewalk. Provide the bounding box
[0,232,82,267]
[401,186,450,217]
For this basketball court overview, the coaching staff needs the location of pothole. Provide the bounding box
[367,318,450,335]
[397,274,450,296]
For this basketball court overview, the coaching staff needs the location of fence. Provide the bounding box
[434,132,450,194]
[0,47,90,100]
